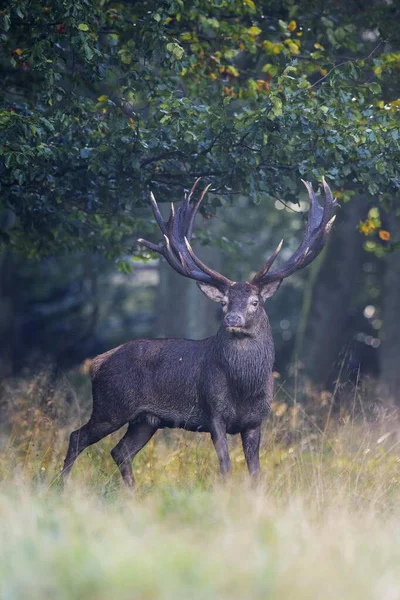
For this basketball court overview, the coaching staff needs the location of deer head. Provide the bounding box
[138,178,337,336]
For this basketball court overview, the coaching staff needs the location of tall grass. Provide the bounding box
[1,370,400,599]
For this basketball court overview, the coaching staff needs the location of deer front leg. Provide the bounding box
[241,425,261,477]
[210,420,231,476]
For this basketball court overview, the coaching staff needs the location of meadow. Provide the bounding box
[1,370,400,600]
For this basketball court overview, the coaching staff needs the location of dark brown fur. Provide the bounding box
[62,282,278,485]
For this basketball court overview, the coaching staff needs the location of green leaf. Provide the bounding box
[166,42,184,61]
[269,96,283,119]
[376,161,385,174]
[262,63,280,76]
[369,82,382,95]
[83,42,94,60]
[78,23,89,31]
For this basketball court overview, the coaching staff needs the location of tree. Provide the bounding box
[298,196,367,387]
[1,0,399,263]
[380,212,400,405]
[1,0,400,386]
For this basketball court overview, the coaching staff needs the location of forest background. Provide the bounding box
[1,0,400,409]
[1,2,400,598]
[1,0,400,404]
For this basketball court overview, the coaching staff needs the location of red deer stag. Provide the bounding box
[62,178,336,486]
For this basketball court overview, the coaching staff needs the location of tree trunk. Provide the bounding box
[298,196,367,388]
[380,212,400,405]
[0,254,16,378]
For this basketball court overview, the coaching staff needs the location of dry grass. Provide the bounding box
[1,370,400,599]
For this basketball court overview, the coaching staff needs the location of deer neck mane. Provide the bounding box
[214,315,274,395]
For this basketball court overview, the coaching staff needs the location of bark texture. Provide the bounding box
[380,212,400,405]
[300,196,367,388]
[0,254,15,378]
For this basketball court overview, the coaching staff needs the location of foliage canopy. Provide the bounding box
[1,0,399,260]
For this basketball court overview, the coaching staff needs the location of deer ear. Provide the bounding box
[260,280,281,301]
[197,282,226,302]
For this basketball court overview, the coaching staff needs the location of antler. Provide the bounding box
[138,179,233,290]
[251,178,337,286]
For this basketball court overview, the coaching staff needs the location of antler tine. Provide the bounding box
[167,202,175,238]
[322,177,337,222]
[138,235,189,278]
[251,179,337,286]
[137,238,161,253]
[297,213,337,271]
[197,182,212,207]
[138,181,233,290]
[322,177,332,202]
[184,237,232,287]
[163,234,191,275]
[302,177,336,229]
[187,183,212,241]
[251,239,283,284]
[186,177,202,204]
[300,180,321,236]
[150,192,168,235]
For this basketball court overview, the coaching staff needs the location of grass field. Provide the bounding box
[1,371,400,599]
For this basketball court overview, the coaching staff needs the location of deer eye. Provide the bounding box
[221,301,226,307]
[252,300,259,306]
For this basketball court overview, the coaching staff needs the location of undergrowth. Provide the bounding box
[1,369,400,599]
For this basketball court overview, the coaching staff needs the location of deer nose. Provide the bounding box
[224,313,244,328]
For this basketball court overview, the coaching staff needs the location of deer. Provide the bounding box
[62,178,336,486]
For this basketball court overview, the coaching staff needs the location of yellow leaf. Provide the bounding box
[359,219,378,235]
[369,207,379,219]
[243,0,256,9]
[97,95,108,102]
[287,20,297,32]
[263,40,284,55]
[13,48,23,56]
[379,230,391,241]
[248,26,261,37]
[285,39,300,55]
[226,65,240,77]
[314,43,325,50]
[180,32,195,42]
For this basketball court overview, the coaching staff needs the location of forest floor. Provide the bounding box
[1,371,400,599]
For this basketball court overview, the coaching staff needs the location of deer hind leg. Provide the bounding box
[210,419,231,476]
[241,425,261,478]
[111,421,157,487]
[62,419,121,483]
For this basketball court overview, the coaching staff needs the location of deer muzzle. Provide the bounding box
[224,313,245,330]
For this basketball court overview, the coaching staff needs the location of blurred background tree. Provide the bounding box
[1,0,399,403]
